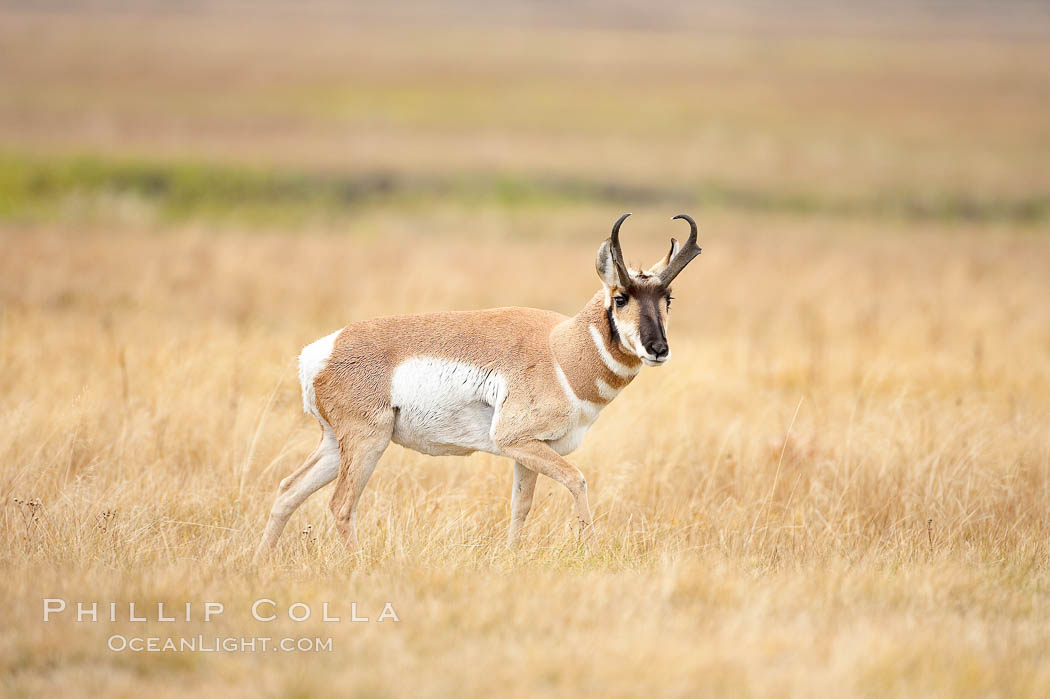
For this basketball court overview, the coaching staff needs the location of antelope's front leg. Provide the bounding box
[508,460,538,547]
[498,440,593,537]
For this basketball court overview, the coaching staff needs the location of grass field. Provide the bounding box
[1,6,1049,698]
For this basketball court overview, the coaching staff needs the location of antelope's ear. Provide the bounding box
[595,240,621,288]
[647,238,680,276]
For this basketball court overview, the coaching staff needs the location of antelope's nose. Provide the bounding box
[647,340,669,360]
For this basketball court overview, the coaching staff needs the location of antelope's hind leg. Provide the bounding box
[255,426,341,561]
[329,411,395,551]
[508,460,539,547]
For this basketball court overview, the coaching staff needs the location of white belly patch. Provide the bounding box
[390,357,508,456]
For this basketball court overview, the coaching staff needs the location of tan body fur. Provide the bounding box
[315,295,639,446]
[255,214,700,557]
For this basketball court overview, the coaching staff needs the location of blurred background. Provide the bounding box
[1,0,1048,232]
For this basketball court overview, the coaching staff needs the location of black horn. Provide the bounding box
[659,214,701,285]
[608,212,633,288]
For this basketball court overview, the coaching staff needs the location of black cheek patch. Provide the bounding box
[606,304,620,346]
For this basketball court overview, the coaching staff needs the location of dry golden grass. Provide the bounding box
[2,6,1050,697]
[1,211,1049,697]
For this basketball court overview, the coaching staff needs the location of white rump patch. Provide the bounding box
[390,357,508,456]
[588,324,641,378]
[298,328,343,418]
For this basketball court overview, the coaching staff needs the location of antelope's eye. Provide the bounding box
[666,295,674,309]
[614,294,628,308]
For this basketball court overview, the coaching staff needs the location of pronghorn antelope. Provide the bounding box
[255,213,701,558]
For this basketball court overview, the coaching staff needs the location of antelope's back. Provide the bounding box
[304,307,568,434]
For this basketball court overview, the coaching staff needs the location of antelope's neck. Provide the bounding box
[550,292,642,405]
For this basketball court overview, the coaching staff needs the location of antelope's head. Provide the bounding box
[595,213,702,367]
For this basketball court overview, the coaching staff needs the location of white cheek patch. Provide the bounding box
[613,318,647,360]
